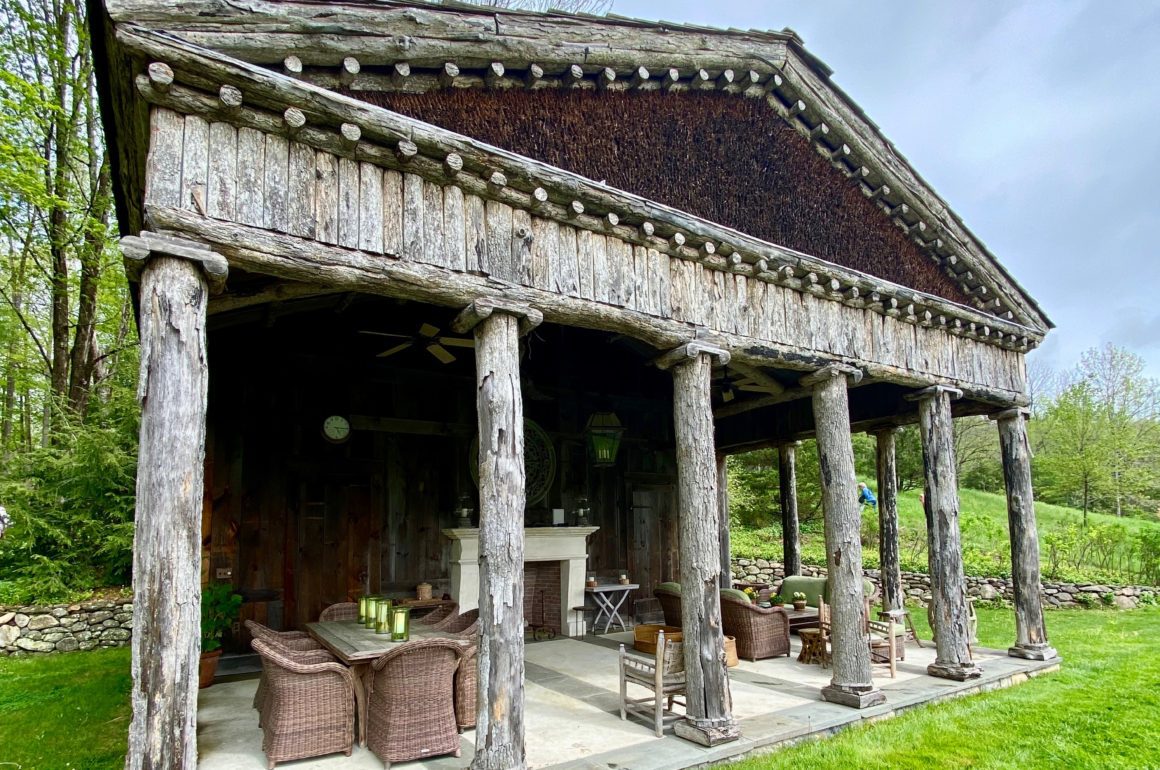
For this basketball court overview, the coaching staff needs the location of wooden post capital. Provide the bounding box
[990,407,1030,423]
[653,340,730,371]
[121,231,229,294]
[452,297,543,336]
[799,363,862,389]
[904,384,964,402]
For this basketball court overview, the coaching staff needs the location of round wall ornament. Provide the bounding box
[468,418,556,505]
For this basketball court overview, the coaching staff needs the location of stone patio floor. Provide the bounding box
[198,631,1060,770]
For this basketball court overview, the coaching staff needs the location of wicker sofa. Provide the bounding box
[719,590,791,661]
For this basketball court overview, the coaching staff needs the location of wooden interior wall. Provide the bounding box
[205,301,681,641]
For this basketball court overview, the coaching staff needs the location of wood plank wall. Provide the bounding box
[145,107,1027,395]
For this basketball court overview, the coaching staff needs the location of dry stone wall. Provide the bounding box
[731,558,1157,610]
[0,600,133,656]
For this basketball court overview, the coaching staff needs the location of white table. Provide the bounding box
[585,583,638,633]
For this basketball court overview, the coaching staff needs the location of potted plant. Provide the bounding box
[792,592,808,611]
[200,583,243,688]
[771,596,785,607]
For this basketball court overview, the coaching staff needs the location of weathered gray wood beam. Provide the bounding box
[778,441,801,577]
[993,408,1058,662]
[471,308,528,770]
[123,239,222,770]
[661,344,739,747]
[873,427,903,613]
[801,365,884,709]
[906,385,982,681]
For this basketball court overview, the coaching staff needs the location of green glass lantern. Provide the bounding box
[365,597,380,629]
[375,599,393,634]
[358,596,368,624]
[585,411,624,467]
[390,606,411,642]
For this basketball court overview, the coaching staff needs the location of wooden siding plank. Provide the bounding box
[512,208,534,286]
[262,134,289,233]
[314,151,339,245]
[180,115,209,216]
[485,199,514,280]
[145,108,184,209]
[382,169,404,256]
[422,180,445,266]
[286,141,316,239]
[402,172,424,262]
[443,185,466,270]
[337,156,360,250]
[465,193,486,273]
[358,162,384,253]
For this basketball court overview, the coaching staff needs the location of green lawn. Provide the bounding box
[0,646,132,770]
[721,605,1160,770]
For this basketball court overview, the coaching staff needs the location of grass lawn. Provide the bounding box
[0,646,131,770]
[721,605,1160,770]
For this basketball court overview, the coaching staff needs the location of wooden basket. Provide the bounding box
[632,624,683,654]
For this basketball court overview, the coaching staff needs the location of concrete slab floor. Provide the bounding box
[198,632,1059,770]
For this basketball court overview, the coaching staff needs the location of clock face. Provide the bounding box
[322,415,351,443]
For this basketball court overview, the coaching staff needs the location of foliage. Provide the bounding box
[723,606,1160,770]
[201,583,243,653]
[0,647,132,770]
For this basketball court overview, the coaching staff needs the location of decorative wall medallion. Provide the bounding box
[469,419,556,505]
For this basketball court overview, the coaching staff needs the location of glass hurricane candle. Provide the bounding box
[390,606,411,642]
[375,599,393,634]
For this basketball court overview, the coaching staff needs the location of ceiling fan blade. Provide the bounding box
[359,330,411,339]
[439,337,475,349]
[377,341,413,358]
[418,323,441,339]
[427,344,457,364]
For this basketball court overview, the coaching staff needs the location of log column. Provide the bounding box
[801,365,884,709]
[717,455,732,589]
[778,442,801,577]
[656,342,739,747]
[874,428,903,613]
[120,233,227,770]
[907,386,982,681]
[994,408,1057,661]
[454,298,543,770]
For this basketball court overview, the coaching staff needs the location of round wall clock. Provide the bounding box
[322,415,351,443]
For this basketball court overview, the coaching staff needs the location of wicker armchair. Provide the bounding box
[414,602,458,628]
[318,602,359,622]
[245,620,328,717]
[251,639,357,769]
[436,608,479,637]
[365,638,467,765]
[455,644,478,731]
[654,583,682,627]
[719,593,791,661]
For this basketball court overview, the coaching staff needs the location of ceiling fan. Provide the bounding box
[359,322,474,364]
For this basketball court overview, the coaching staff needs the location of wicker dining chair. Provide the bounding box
[619,629,686,737]
[251,639,358,769]
[365,638,467,766]
[318,602,359,622]
[414,602,458,628]
[245,620,328,717]
[437,608,479,637]
[454,644,478,732]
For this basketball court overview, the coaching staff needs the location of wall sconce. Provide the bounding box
[585,411,624,467]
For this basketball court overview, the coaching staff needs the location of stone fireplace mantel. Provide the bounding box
[442,526,599,637]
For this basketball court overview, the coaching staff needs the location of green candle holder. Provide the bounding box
[389,606,411,642]
[375,599,394,634]
[365,597,380,629]
[358,595,368,624]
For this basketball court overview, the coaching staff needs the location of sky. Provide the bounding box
[612,0,1160,380]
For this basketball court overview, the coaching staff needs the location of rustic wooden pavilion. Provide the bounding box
[90,1,1059,767]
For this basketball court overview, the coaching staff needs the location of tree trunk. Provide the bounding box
[777,442,801,577]
[125,256,210,770]
[804,366,882,709]
[670,350,738,746]
[996,410,1057,661]
[470,311,526,770]
[913,387,980,681]
[717,455,731,589]
[68,158,112,414]
[875,428,903,613]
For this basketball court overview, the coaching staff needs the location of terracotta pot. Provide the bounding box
[199,649,222,689]
[793,601,807,611]
[723,636,739,668]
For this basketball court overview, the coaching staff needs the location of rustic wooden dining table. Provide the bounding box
[306,620,470,746]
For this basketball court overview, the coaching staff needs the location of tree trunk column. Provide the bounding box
[717,455,732,590]
[994,409,1057,661]
[121,235,227,770]
[874,428,903,613]
[801,366,884,709]
[778,442,801,577]
[908,386,981,681]
[656,342,739,747]
[455,299,542,770]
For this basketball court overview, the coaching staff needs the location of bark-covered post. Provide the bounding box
[907,386,981,680]
[874,428,903,612]
[778,442,801,577]
[717,454,732,590]
[801,365,884,709]
[994,408,1057,661]
[453,298,543,770]
[120,234,227,770]
[655,342,739,747]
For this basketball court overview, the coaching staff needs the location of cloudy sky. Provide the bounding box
[613,0,1160,379]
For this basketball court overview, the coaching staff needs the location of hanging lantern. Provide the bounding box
[585,412,624,467]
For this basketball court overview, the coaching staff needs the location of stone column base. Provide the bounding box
[821,683,886,709]
[674,717,741,746]
[1009,644,1058,661]
[928,661,983,681]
